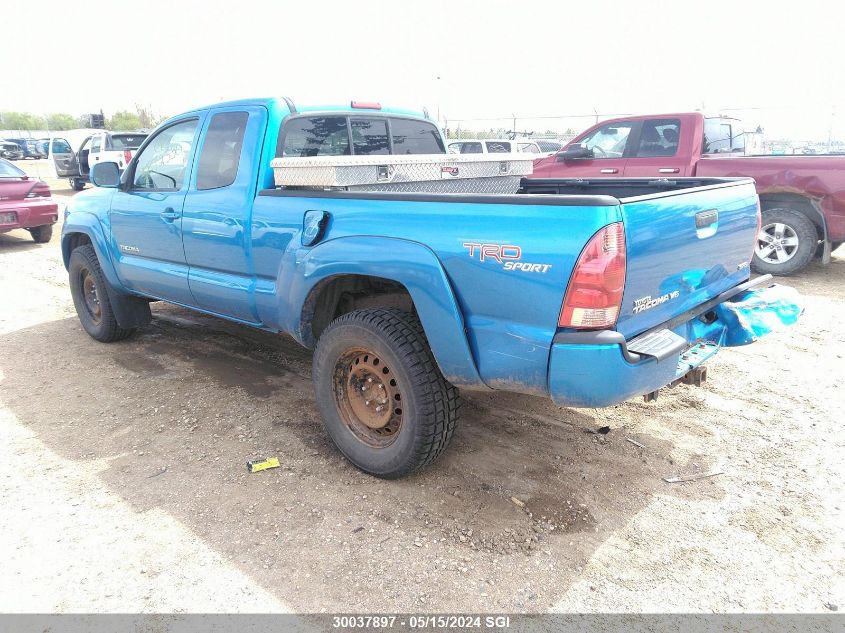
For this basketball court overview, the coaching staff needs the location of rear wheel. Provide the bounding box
[70,178,85,191]
[69,245,135,342]
[312,308,460,478]
[29,224,53,243]
[751,208,817,276]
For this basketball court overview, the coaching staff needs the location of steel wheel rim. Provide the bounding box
[333,348,403,449]
[80,268,102,323]
[756,222,799,263]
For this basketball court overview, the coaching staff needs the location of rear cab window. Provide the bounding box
[391,118,444,154]
[279,114,443,157]
[350,118,390,155]
[110,134,147,150]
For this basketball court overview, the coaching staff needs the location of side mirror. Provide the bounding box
[558,144,594,161]
[90,161,120,188]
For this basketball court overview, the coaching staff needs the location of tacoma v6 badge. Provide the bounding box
[632,290,680,314]
[462,242,552,273]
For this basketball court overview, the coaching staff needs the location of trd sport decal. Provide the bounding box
[462,242,552,274]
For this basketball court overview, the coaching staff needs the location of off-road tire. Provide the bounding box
[313,308,461,478]
[69,245,135,342]
[751,208,817,276]
[29,224,53,243]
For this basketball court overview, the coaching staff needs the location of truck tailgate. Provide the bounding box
[616,179,759,339]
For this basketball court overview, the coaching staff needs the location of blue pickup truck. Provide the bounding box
[61,97,789,478]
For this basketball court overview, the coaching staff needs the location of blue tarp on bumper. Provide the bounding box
[715,283,804,347]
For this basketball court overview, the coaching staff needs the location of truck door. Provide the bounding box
[89,134,103,168]
[182,106,264,323]
[535,121,634,177]
[109,117,202,305]
[622,117,689,176]
[49,137,79,178]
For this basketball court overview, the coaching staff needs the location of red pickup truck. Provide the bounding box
[533,112,845,275]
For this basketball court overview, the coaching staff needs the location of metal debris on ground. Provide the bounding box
[246,457,281,473]
[663,469,723,484]
[626,438,646,449]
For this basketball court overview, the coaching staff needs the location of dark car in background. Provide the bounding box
[0,158,59,243]
[5,137,42,159]
[0,141,24,161]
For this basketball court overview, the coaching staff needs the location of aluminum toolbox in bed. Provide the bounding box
[270,154,534,194]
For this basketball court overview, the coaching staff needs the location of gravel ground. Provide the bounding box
[0,162,843,614]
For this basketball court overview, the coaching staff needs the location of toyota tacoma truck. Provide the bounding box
[533,112,845,275]
[61,97,795,478]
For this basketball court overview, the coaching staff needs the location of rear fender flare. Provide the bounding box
[284,236,487,390]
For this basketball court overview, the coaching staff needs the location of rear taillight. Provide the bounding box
[124,149,132,164]
[558,222,626,329]
[25,185,51,198]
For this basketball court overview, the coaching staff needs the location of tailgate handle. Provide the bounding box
[695,209,718,228]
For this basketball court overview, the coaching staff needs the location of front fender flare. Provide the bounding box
[283,236,488,390]
[61,212,121,288]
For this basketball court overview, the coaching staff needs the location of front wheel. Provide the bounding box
[70,178,85,191]
[69,245,135,342]
[312,308,461,478]
[751,208,817,276]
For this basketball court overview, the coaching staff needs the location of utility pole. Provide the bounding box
[828,105,836,154]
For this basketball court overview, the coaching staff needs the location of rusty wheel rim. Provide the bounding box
[333,348,403,448]
[81,268,102,323]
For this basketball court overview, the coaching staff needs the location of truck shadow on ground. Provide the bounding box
[0,306,722,612]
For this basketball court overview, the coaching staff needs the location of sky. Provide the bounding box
[4,0,845,141]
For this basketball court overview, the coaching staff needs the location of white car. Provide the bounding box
[447,138,543,155]
[49,130,148,191]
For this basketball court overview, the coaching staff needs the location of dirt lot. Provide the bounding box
[1,161,843,614]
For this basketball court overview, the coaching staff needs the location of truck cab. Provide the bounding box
[533,113,745,179]
[534,112,845,275]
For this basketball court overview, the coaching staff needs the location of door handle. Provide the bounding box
[160,207,181,222]
[600,168,618,174]
[659,168,679,174]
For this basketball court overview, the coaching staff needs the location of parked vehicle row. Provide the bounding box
[49,130,148,190]
[535,112,845,275]
[60,97,795,478]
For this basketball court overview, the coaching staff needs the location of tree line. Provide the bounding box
[0,105,167,132]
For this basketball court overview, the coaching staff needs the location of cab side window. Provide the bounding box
[635,119,681,157]
[196,112,248,190]
[132,119,198,191]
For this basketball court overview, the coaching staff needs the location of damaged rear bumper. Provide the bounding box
[547,275,802,408]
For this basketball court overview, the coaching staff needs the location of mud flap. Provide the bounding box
[714,283,803,347]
